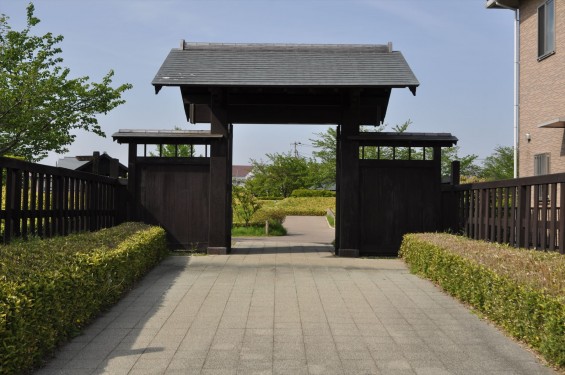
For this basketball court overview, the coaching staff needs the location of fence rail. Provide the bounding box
[0,157,127,244]
[443,172,565,253]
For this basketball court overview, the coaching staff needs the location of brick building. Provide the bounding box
[487,0,565,177]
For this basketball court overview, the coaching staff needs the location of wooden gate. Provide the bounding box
[337,132,456,257]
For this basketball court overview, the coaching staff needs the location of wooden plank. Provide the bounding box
[503,187,510,243]
[30,172,37,235]
[511,187,518,247]
[549,183,557,250]
[523,185,531,249]
[533,185,540,249]
[22,171,29,238]
[558,182,565,254]
[496,188,502,242]
[13,169,22,238]
[489,189,495,241]
[541,184,548,250]
[37,174,44,237]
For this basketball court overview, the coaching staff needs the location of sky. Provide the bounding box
[2,0,516,167]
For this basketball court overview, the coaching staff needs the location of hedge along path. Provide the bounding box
[0,223,168,375]
[400,233,565,369]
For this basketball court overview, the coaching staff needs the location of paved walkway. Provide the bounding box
[36,241,556,375]
[234,216,335,244]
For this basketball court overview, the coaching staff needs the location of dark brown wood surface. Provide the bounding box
[0,157,124,244]
[138,159,210,250]
[443,173,565,253]
[360,160,438,256]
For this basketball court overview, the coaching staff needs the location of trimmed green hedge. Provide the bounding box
[251,197,336,224]
[400,233,565,368]
[290,189,335,197]
[0,223,168,375]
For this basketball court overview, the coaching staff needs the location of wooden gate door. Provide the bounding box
[138,159,210,250]
[359,159,439,256]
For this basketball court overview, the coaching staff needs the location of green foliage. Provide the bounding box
[247,152,317,198]
[400,233,565,368]
[326,213,335,228]
[480,145,514,181]
[232,184,261,226]
[252,197,336,225]
[0,4,132,161]
[148,127,196,157]
[441,146,481,179]
[310,127,338,188]
[0,223,167,374]
[290,189,335,197]
[310,120,415,183]
[149,144,195,157]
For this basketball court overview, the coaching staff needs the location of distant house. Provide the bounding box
[487,0,564,177]
[232,165,253,186]
[57,151,128,178]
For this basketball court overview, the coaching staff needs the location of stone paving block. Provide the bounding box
[35,241,558,375]
[203,350,241,369]
[307,361,344,375]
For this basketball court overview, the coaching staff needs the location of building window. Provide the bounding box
[538,0,555,59]
[534,153,550,175]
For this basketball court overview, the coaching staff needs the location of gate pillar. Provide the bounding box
[208,89,232,254]
[337,91,361,257]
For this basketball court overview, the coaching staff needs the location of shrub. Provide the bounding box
[400,233,565,368]
[290,189,335,197]
[250,207,287,225]
[232,222,287,237]
[0,223,167,375]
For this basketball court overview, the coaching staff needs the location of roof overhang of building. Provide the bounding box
[485,0,519,10]
[152,42,419,126]
[538,117,565,128]
[349,132,458,147]
[112,129,223,144]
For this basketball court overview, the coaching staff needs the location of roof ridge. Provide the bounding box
[181,41,391,52]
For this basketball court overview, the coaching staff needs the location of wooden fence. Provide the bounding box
[0,157,127,244]
[442,172,565,253]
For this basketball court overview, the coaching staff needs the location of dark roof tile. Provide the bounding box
[152,42,419,89]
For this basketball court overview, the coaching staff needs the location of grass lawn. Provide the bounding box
[232,222,287,236]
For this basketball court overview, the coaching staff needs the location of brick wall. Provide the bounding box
[519,0,565,177]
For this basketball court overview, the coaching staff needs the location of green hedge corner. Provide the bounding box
[0,223,168,375]
[400,233,565,369]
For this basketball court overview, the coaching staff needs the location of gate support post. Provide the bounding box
[337,90,361,257]
[208,89,231,254]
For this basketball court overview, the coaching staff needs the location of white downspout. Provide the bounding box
[491,1,520,178]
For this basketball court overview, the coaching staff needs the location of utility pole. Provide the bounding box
[291,141,302,157]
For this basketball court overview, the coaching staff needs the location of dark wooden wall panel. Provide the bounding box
[139,163,209,249]
[360,161,438,256]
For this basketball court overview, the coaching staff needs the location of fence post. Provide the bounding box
[517,184,527,248]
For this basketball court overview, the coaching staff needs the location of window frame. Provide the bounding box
[538,0,556,60]
[534,153,550,176]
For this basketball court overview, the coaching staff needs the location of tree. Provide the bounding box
[149,128,196,157]
[247,152,314,198]
[0,4,132,161]
[149,144,195,157]
[441,146,481,179]
[480,145,513,181]
[232,184,261,226]
[309,120,413,184]
[310,127,337,188]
